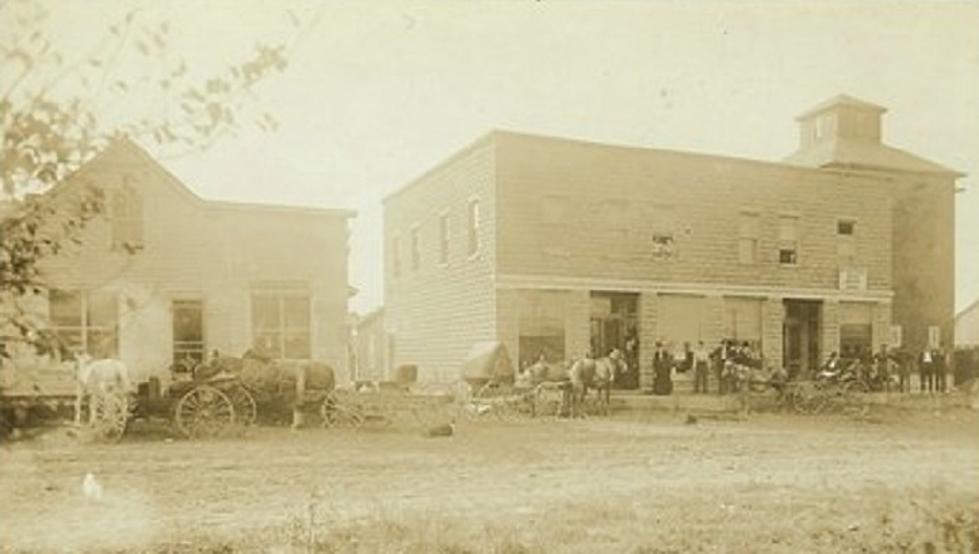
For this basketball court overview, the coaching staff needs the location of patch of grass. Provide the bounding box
[134,489,978,554]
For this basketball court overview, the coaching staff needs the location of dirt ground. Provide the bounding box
[1,408,978,553]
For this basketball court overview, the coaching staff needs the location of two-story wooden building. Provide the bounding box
[383,95,960,388]
[0,138,354,395]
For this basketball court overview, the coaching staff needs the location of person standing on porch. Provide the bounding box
[934,347,948,393]
[919,349,934,393]
[652,342,673,396]
[693,340,710,394]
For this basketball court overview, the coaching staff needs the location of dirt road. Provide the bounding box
[2,410,977,552]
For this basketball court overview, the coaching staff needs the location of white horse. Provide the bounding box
[568,349,626,417]
[73,354,132,425]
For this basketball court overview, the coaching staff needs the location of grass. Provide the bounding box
[2,409,978,553]
[126,482,979,554]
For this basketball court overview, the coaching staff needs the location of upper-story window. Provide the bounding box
[392,235,403,277]
[837,218,856,260]
[467,199,481,256]
[778,215,799,265]
[111,184,143,251]
[438,211,450,265]
[738,212,760,264]
[649,205,676,261]
[410,226,421,271]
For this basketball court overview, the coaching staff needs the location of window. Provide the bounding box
[518,290,567,366]
[392,235,402,277]
[172,299,204,364]
[49,289,118,357]
[111,184,143,251]
[778,215,799,265]
[467,199,481,256]
[410,226,421,271]
[837,219,856,260]
[438,212,450,264]
[251,292,311,359]
[738,212,760,264]
[649,205,676,260]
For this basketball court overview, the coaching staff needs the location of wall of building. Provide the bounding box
[890,176,956,353]
[494,131,894,295]
[14,141,352,389]
[383,136,499,381]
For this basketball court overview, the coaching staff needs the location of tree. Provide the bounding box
[0,0,308,358]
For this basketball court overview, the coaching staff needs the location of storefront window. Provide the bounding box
[518,290,567,367]
[840,302,873,361]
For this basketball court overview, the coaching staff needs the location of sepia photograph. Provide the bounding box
[1,1,978,552]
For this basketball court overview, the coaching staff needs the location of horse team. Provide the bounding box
[518,349,628,417]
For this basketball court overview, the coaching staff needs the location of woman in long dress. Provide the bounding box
[652,343,673,395]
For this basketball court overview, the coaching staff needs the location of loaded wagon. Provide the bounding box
[136,353,337,438]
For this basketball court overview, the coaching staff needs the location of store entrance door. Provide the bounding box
[783,299,822,380]
[590,291,639,390]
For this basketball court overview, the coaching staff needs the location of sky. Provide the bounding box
[29,0,979,314]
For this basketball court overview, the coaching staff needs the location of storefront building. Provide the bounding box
[383,96,959,388]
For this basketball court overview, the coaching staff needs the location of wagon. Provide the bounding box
[320,381,457,430]
[458,342,543,421]
[156,354,337,437]
[0,354,134,443]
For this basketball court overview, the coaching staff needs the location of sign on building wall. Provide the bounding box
[889,325,902,348]
[838,267,868,291]
[928,325,941,349]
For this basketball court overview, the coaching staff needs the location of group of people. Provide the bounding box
[648,339,763,396]
[817,345,958,394]
[517,339,971,398]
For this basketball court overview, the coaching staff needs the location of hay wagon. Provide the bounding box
[146,354,337,437]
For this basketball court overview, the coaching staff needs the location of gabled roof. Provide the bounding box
[796,94,887,121]
[48,137,356,218]
[784,137,964,176]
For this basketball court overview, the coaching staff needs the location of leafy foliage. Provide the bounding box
[0,0,304,360]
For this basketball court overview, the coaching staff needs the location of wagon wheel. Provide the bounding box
[85,390,130,443]
[320,392,364,429]
[533,384,565,420]
[227,385,257,427]
[174,385,236,439]
[843,379,869,394]
[790,384,823,415]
